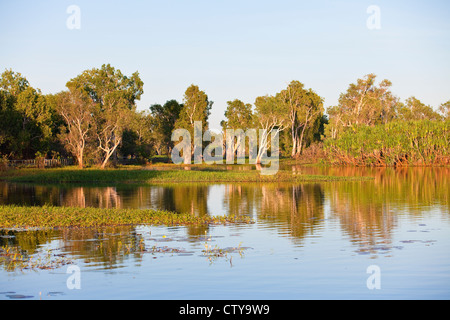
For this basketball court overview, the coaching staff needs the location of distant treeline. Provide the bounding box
[0,66,449,168]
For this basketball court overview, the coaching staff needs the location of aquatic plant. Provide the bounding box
[324,120,450,166]
[0,205,254,229]
[0,245,73,272]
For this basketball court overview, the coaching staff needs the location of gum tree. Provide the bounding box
[55,88,95,168]
[439,100,450,119]
[67,64,144,169]
[279,81,324,157]
[0,70,55,159]
[174,85,213,159]
[397,96,442,121]
[253,94,289,164]
[221,99,254,161]
[150,99,183,155]
[326,74,399,139]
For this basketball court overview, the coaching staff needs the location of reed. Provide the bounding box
[324,120,450,167]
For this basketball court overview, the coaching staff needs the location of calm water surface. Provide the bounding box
[0,167,449,300]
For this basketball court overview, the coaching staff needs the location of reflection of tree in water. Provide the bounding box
[0,229,60,254]
[62,187,122,209]
[258,184,325,244]
[222,183,325,244]
[223,184,256,218]
[171,185,210,237]
[323,166,449,253]
[0,182,62,206]
[326,181,396,251]
[60,226,145,269]
[0,226,148,270]
[172,185,209,216]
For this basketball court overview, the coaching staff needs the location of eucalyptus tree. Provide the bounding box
[66,64,144,169]
[55,88,95,168]
[150,99,183,155]
[253,94,290,164]
[397,96,442,121]
[120,110,154,160]
[174,85,213,159]
[279,81,324,157]
[439,100,450,120]
[0,70,55,159]
[326,74,399,139]
[221,99,254,162]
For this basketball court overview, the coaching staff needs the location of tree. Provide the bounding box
[55,89,95,168]
[119,110,154,161]
[397,96,442,121]
[0,69,29,97]
[279,81,307,158]
[296,89,324,156]
[254,94,290,164]
[221,99,254,161]
[16,87,55,157]
[67,64,144,169]
[326,74,399,140]
[174,85,213,159]
[439,101,450,120]
[0,70,55,159]
[279,81,324,157]
[0,89,16,156]
[149,100,183,155]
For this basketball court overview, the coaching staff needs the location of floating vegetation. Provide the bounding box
[201,235,250,265]
[0,205,254,229]
[354,239,438,256]
[0,245,73,272]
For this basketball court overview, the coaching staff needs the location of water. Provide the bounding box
[0,167,449,300]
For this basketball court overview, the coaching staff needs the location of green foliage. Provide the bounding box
[397,97,442,121]
[0,205,254,229]
[175,84,213,133]
[324,120,450,166]
[439,100,450,119]
[222,99,254,130]
[2,167,374,184]
[1,68,448,168]
[323,74,448,167]
[149,100,183,155]
[0,70,58,159]
[67,64,144,169]
[325,74,399,140]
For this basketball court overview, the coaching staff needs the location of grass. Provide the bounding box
[0,166,374,184]
[0,205,254,229]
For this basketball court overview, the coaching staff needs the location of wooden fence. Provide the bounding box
[7,158,75,168]
[4,157,145,169]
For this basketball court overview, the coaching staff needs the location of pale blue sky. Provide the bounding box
[1,0,449,130]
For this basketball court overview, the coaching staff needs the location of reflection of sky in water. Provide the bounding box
[206,185,227,216]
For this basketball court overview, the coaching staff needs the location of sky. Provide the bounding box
[1,0,449,130]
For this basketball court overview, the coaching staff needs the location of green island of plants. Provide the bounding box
[0,205,254,229]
